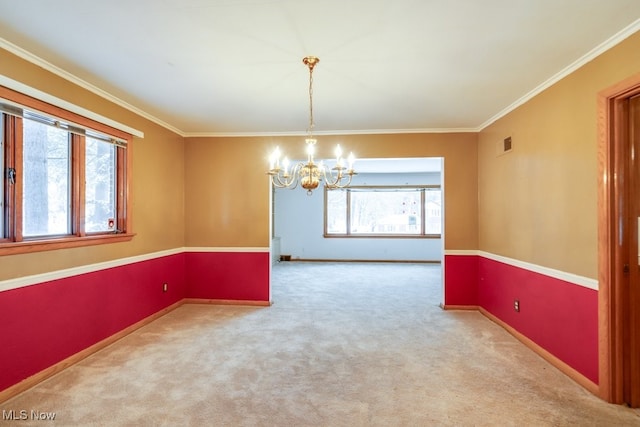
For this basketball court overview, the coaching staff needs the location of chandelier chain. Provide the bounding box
[308,65,314,136]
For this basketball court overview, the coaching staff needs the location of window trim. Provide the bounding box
[324,184,442,239]
[0,86,134,256]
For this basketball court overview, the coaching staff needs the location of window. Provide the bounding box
[0,87,132,255]
[325,185,442,237]
[85,135,117,233]
[22,114,72,237]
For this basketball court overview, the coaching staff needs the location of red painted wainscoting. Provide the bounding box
[443,254,478,306]
[477,256,598,384]
[444,253,598,385]
[0,252,186,393]
[185,251,270,302]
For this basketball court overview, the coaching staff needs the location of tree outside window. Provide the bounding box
[325,186,442,237]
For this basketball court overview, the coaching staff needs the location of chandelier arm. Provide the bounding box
[271,165,298,188]
[322,166,345,187]
[325,172,355,189]
[322,168,335,187]
[267,169,285,188]
[290,163,305,189]
[270,175,288,188]
[338,173,355,188]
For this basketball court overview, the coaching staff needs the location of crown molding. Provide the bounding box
[0,74,145,138]
[1,36,477,138]
[3,16,638,138]
[0,37,185,137]
[183,127,479,138]
[478,18,640,131]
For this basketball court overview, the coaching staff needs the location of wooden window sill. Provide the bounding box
[0,233,135,256]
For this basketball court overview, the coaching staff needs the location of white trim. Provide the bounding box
[0,247,596,293]
[443,249,478,256]
[185,247,270,253]
[183,128,479,138]
[0,246,270,293]
[0,248,183,293]
[444,249,598,291]
[478,18,640,131]
[4,17,639,138]
[3,20,639,138]
[2,37,476,138]
[0,38,159,138]
[0,75,145,139]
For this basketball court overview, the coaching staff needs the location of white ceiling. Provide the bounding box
[0,0,639,137]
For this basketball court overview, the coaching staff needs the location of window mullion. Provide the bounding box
[346,189,351,235]
[116,146,127,232]
[12,116,23,242]
[73,134,85,236]
[323,187,328,235]
[1,114,17,242]
[421,189,426,236]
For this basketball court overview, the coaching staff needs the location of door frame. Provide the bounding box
[597,72,640,405]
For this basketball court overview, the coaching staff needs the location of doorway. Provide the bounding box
[598,73,640,407]
[270,157,445,305]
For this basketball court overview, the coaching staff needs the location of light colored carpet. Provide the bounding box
[1,262,639,426]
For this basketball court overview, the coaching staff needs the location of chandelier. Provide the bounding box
[267,56,356,195]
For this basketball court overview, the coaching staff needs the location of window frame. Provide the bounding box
[324,184,442,239]
[0,86,133,256]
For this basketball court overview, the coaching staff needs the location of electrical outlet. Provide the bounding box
[162,283,168,293]
[514,299,520,312]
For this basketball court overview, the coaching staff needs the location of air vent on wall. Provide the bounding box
[497,136,513,156]
[503,136,512,151]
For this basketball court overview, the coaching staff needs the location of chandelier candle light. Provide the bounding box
[268,56,356,195]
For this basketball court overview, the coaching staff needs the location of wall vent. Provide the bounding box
[497,136,513,156]
[503,136,512,152]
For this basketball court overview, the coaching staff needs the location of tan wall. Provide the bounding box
[478,32,640,279]
[8,27,637,281]
[0,48,186,280]
[184,137,273,248]
[185,133,478,250]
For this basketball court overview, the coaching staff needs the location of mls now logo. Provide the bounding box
[2,409,56,421]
